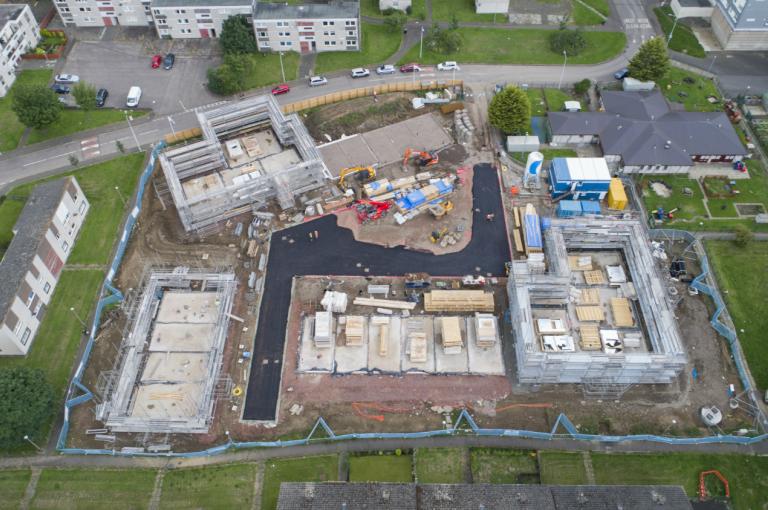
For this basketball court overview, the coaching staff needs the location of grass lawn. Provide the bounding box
[638,175,707,220]
[543,88,575,112]
[526,89,546,116]
[539,452,589,485]
[160,464,256,510]
[0,470,31,509]
[706,241,768,393]
[398,28,626,65]
[415,448,466,483]
[0,69,52,152]
[580,0,610,16]
[315,23,402,74]
[261,456,338,510]
[654,7,706,58]
[511,148,578,165]
[431,0,496,23]
[658,67,721,112]
[572,2,605,26]
[470,449,539,484]
[591,453,768,510]
[31,468,156,510]
[349,454,413,483]
[242,52,299,89]
[26,109,147,146]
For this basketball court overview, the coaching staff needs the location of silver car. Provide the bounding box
[376,64,396,75]
[309,76,328,87]
[351,68,370,78]
[54,74,80,84]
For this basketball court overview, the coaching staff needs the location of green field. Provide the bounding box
[658,67,721,112]
[638,175,708,220]
[539,452,590,485]
[261,456,338,510]
[470,449,539,484]
[706,241,768,392]
[431,0,496,22]
[654,7,706,58]
[398,28,626,65]
[414,448,466,483]
[0,69,51,152]
[349,454,413,483]
[160,464,256,510]
[572,2,605,26]
[241,52,300,89]
[0,469,31,509]
[31,469,156,510]
[579,0,610,16]
[26,109,146,146]
[314,23,402,74]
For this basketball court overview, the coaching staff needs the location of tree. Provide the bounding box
[220,14,257,54]
[207,54,250,95]
[628,37,670,82]
[549,27,586,56]
[450,13,460,31]
[11,84,61,129]
[488,86,531,135]
[425,24,462,55]
[0,367,54,449]
[734,224,753,247]
[574,78,591,95]
[383,12,406,33]
[72,81,97,110]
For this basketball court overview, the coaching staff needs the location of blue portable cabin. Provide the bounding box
[550,158,611,201]
[556,200,583,218]
[580,200,602,215]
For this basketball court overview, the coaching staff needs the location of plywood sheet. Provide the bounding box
[579,288,600,305]
[579,325,601,350]
[583,270,605,285]
[576,305,605,322]
[513,229,524,253]
[610,297,634,327]
[568,255,593,271]
[440,316,463,347]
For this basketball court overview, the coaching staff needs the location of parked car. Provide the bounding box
[437,61,460,71]
[51,83,70,94]
[351,67,370,78]
[54,74,79,84]
[126,86,142,107]
[95,88,109,107]
[309,76,328,87]
[614,68,629,80]
[271,83,290,95]
[376,64,396,75]
[399,63,421,73]
[151,54,162,68]
[163,53,175,70]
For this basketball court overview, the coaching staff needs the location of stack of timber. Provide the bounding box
[353,297,416,310]
[424,290,495,312]
[474,313,498,347]
[344,316,364,346]
[409,333,428,362]
[372,316,390,356]
[440,316,463,354]
[314,310,333,348]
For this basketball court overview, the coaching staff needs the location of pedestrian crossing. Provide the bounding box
[80,137,100,160]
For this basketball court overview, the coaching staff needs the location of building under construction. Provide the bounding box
[159,95,330,233]
[508,217,687,390]
[96,269,236,434]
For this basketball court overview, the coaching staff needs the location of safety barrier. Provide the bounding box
[56,143,766,457]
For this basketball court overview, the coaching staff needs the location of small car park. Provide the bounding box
[54,74,79,84]
[399,63,421,73]
[614,68,629,80]
[51,83,70,94]
[126,86,142,107]
[309,76,328,87]
[96,88,109,107]
[271,84,290,95]
[163,53,175,70]
[376,64,396,75]
[151,54,162,68]
[437,61,460,71]
[351,68,370,78]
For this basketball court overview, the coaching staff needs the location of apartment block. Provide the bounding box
[712,0,768,50]
[54,0,153,27]
[475,0,510,14]
[253,1,360,53]
[153,0,254,39]
[0,4,40,97]
[0,177,90,356]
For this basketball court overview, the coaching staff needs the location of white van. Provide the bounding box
[126,86,142,107]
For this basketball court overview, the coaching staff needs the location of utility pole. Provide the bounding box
[23,435,42,452]
[279,51,286,82]
[558,50,567,90]
[114,186,127,207]
[667,16,679,45]
[69,306,89,335]
[419,25,424,60]
[167,115,176,137]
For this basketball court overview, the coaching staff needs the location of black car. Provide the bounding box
[51,83,70,94]
[95,88,109,107]
[163,53,175,70]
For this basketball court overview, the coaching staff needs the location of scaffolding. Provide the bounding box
[96,268,237,434]
[158,95,331,233]
[508,218,687,387]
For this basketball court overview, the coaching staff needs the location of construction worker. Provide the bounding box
[486,213,495,222]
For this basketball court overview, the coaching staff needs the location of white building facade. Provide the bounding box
[475,0,510,14]
[152,0,253,38]
[54,0,153,27]
[379,0,411,11]
[0,4,40,97]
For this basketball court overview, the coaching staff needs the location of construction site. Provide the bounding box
[59,86,764,452]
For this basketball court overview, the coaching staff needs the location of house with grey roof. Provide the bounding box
[253,1,359,53]
[0,177,89,356]
[549,90,747,174]
[276,482,695,510]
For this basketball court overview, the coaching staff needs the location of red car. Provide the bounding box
[151,54,162,68]
[271,84,290,95]
[399,63,421,73]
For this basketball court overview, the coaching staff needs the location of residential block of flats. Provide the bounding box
[0,4,40,97]
[672,0,768,50]
[253,1,359,52]
[0,177,90,356]
[152,0,254,39]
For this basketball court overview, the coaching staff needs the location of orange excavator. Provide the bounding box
[403,148,439,168]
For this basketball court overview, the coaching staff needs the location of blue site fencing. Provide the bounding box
[56,146,766,457]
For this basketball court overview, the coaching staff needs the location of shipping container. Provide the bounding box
[580,201,601,215]
[557,200,583,218]
[607,178,628,210]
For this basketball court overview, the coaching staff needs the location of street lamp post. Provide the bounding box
[707,54,718,74]
[114,186,127,207]
[667,17,679,45]
[279,51,286,82]
[69,307,89,335]
[167,115,176,137]
[558,50,567,90]
[124,111,141,151]
[23,435,42,452]
[419,26,424,60]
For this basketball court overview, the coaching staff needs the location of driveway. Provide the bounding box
[59,40,220,114]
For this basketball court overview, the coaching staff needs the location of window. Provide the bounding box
[175,9,186,13]
[178,18,189,24]
[323,40,337,46]
[180,28,192,34]
[322,21,334,26]
[26,290,35,307]
[345,20,355,26]
[323,31,335,36]
[346,40,355,46]
[258,31,267,36]
[62,240,69,252]
[19,328,31,346]
[347,30,354,36]
[197,13,210,18]
[43,282,51,294]
[276,21,287,27]
[279,41,292,46]
[154,8,160,14]
[278,31,291,36]
[157,18,167,25]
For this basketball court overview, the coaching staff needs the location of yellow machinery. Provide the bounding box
[430,227,449,243]
[338,166,376,190]
[428,200,454,219]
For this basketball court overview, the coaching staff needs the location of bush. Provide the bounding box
[489,86,531,135]
[11,83,62,129]
[384,12,406,32]
[574,78,591,95]
[207,54,251,95]
[734,224,753,247]
[425,24,462,55]
[549,27,587,56]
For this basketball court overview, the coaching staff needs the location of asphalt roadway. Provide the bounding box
[243,163,510,421]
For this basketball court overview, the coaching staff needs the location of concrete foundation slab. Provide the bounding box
[298,316,335,372]
[149,323,216,352]
[367,316,402,372]
[466,316,505,375]
[402,317,435,373]
[155,291,218,324]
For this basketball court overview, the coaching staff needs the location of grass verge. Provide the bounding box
[415,448,466,483]
[654,7,706,58]
[431,0,496,22]
[657,67,721,112]
[0,469,31,508]
[349,454,413,483]
[160,464,256,509]
[470,448,539,484]
[572,2,605,26]
[314,23,402,74]
[0,69,51,152]
[539,452,590,484]
[242,52,300,89]
[398,28,626,65]
[26,109,147,146]
[580,0,610,16]
[705,240,768,393]
[261,456,338,510]
[31,468,156,510]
